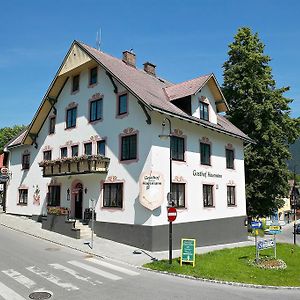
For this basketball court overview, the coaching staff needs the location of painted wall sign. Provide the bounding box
[180,238,196,267]
[193,170,222,178]
[139,170,164,210]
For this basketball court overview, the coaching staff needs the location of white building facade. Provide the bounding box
[4,41,252,250]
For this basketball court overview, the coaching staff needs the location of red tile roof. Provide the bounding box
[164,74,211,101]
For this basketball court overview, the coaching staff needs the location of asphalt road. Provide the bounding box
[0,226,299,300]
[276,221,300,245]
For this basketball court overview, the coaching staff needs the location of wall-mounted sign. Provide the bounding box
[193,170,222,178]
[139,170,164,210]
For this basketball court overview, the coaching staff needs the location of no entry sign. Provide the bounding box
[167,207,177,222]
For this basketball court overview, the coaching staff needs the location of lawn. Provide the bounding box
[144,243,300,286]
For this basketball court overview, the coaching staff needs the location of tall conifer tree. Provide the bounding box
[222,27,300,217]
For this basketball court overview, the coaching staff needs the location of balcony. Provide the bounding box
[39,155,110,177]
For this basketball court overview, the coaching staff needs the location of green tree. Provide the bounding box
[222,27,300,217]
[0,125,26,154]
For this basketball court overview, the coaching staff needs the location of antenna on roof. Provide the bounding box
[96,28,102,50]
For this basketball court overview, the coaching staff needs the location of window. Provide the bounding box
[72,74,80,92]
[71,145,79,157]
[66,107,77,128]
[89,67,98,85]
[171,183,185,207]
[118,94,128,115]
[61,147,68,158]
[226,149,234,169]
[227,186,236,206]
[103,183,123,208]
[121,134,137,161]
[171,136,185,161]
[47,186,60,207]
[22,154,30,170]
[49,116,56,134]
[200,142,211,165]
[97,140,105,156]
[203,184,214,207]
[43,150,52,161]
[84,142,92,155]
[18,189,28,205]
[200,102,209,121]
[90,99,102,122]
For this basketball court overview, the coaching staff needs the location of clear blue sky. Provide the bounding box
[0,0,299,128]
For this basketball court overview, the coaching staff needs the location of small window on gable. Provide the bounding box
[22,153,30,170]
[18,189,28,205]
[71,145,79,157]
[97,140,105,156]
[89,67,98,86]
[72,74,80,92]
[200,101,209,121]
[90,99,103,122]
[43,150,52,161]
[84,142,92,155]
[49,116,56,134]
[61,147,68,158]
[118,94,128,115]
[66,107,77,129]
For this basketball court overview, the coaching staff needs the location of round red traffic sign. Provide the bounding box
[167,207,177,222]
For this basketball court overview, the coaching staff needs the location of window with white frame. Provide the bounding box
[103,183,123,208]
[203,184,214,207]
[227,186,236,206]
[171,183,185,207]
[18,189,28,205]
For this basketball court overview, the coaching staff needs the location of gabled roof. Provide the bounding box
[6,129,28,149]
[21,40,251,145]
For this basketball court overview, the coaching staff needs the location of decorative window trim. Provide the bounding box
[95,138,107,156]
[202,183,215,208]
[171,178,187,209]
[227,184,236,207]
[200,137,212,166]
[116,92,129,118]
[18,186,29,205]
[88,66,98,88]
[71,143,80,157]
[171,129,187,163]
[83,141,93,156]
[43,149,52,161]
[225,144,235,170]
[88,94,103,124]
[60,146,68,158]
[119,128,139,164]
[100,177,125,211]
[49,115,56,135]
[71,74,80,94]
[65,103,78,130]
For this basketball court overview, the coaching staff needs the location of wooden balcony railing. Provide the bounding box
[38,155,110,177]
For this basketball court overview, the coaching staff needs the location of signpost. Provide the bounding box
[167,206,177,264]
[251,221,262,262]
[251,221,262,229]
[180,239,196,267]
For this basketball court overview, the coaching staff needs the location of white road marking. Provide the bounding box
[68,260,122,281]
[86,258,140,276]
[0,281,27,300]
[49,263,101,285]
[26,266,79,291]
[2,269,36,289]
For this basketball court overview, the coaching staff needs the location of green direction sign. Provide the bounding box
[180,239,196,267]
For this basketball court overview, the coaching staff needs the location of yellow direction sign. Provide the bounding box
[269,225,281,231]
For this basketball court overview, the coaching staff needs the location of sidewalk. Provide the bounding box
[0,211,253,266]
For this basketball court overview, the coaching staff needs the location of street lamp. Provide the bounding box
[159,117,174,264]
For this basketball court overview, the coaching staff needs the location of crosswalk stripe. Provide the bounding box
[26,266,79,291]
[0,281,26,300]
[49,263,101,285]
[2,269,36,289]
[86,258,139,276]
[68,260,122,281]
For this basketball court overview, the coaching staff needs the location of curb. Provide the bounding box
[139,267,300,290]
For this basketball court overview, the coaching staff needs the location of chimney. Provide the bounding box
[143,62,156,77]
[122,50,136,68]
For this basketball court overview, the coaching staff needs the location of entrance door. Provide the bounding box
[74,183,83,219]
